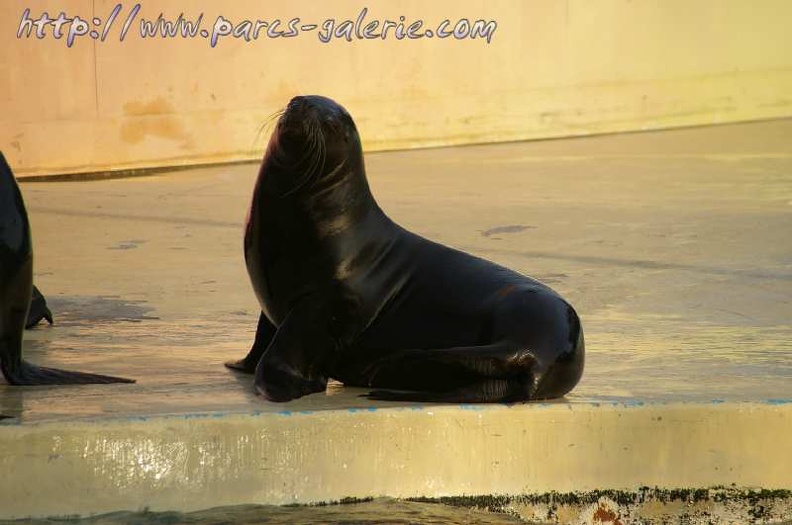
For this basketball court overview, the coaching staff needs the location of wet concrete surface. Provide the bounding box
[3,119,790,421]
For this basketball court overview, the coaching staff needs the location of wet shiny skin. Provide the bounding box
[231,95,584,403]
[0,151,32,381]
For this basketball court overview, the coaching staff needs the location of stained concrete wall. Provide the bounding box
[1,403,790,519]
[1,0,790,177]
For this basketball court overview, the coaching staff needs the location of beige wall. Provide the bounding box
[1,0,790,177]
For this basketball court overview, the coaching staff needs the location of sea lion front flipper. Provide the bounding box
[2,361,135,385]
[225,311,276,374]
[253,300,336,402]
[25,285,53,329]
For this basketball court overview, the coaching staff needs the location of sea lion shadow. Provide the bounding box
[45,295,157,325]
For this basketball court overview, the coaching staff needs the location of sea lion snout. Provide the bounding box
[287,95,344,112]
[283,95,351,129]
[263,96,361,197]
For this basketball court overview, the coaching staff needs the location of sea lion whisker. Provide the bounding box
[250,109,287,153]
[279,124,321,196]
[307,124,328,182]
[287,120,328,195]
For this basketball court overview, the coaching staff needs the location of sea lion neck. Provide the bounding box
[299,158,382,239]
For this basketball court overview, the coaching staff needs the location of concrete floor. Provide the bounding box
[1,119,790,519]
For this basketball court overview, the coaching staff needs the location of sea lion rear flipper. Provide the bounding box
[366,379,525,403]
[25,285,54,329]
[362,343,539,403]
[2,361,135,385]
[225,311,276,374]
[2,335,134,385]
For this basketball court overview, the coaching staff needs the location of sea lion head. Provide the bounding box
[263,96,364,197]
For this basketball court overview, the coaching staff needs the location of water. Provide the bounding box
[4,491,791,524]
[0,499,536,525]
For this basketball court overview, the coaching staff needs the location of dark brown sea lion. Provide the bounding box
[227,96,584,403]
[0,152,133,385]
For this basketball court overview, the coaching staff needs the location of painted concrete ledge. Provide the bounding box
[0,400,789,520]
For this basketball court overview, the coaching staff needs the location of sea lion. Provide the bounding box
[226,95,584,403]
[25,285,53,329]
[0,152,133,385]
